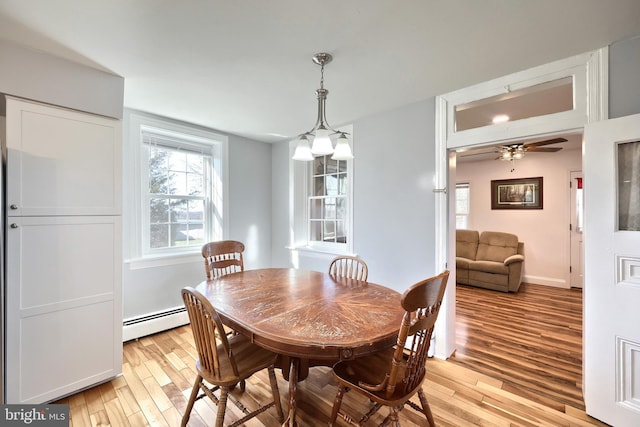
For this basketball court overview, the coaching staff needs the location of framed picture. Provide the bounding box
[491,177,543,210]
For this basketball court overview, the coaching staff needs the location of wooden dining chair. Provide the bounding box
[181,287,284,427]
[328,255,369,281]
[329,270,450,427]
[202,240,245,280]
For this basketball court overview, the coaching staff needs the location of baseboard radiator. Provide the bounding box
[122,306,190,342]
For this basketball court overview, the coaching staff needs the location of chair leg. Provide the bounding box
[381,407,401,427]
[418,389,436,426]
[267,365,284,422]
[215,386,230,427]
[329,385,346,426]
[181,375,202,427]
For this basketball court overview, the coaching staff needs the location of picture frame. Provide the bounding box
[491,177,543,210]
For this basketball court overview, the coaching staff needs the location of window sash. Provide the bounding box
[141,129,215,255]
[307,155,350,248]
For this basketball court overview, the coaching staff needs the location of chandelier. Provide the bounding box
[292,53,353,161]
[499,145,525,161]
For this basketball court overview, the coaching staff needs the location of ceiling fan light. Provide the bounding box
[501,150,512,160]
[331,134,353,160]
[311,127,334,155]
[292,135,314,161]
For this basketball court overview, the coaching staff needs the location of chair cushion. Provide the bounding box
[476,231,518,263]
[456,229,479,260]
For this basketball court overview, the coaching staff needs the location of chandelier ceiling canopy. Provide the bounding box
[292,53,353,162]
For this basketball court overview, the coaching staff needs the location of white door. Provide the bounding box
[583,113,640,426]
[570,170,583,288]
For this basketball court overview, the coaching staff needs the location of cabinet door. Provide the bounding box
[6,96,121,216]
[5,216,122,404]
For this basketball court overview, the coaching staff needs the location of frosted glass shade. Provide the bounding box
[311,128,334,155]
[292,136,314,161]
[331,135,353,160]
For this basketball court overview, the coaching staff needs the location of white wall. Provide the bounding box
[271,99,438,293]
[456,148,582,287]
[0,41,123,119]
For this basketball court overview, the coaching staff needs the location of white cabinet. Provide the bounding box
[6,97,121,217]
[4,96,122,404]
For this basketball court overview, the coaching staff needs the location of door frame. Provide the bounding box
[433,48,608,359]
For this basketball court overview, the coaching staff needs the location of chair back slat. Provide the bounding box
[387,270,449,398]
[181,287,239,380]
[202,240,245,280]
[328,255,368,281]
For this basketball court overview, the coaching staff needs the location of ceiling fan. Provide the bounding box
[496,137,567,160]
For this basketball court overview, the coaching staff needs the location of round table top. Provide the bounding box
[195,268,404,361]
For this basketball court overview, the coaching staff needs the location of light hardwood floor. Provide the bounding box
[56,283,609,426]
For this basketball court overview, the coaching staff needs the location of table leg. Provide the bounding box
[282,357,299,427]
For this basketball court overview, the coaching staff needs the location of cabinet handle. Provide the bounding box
[10,223,19,229]
[10,204,18,210]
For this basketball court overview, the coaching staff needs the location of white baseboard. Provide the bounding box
[122,307,190,342]
[522,275,568,288]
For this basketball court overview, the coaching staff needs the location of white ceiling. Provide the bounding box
[0,1,639,143]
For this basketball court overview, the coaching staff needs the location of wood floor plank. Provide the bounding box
[56,282,609,426]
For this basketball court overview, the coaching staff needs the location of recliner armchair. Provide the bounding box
[456,230,524,292]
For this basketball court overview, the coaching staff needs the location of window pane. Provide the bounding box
[150,198,168,223]
[187,173,203,196]
[310,220,322,241]
[338,160,347,173]
[336,221,346,243]
[326,174,338,196]
[338,174,347,195]
[323,221,336,242]
[327,158,338,174]
[310,199,323,220]
[336,198,346,220]
[324,198,336,219]
[314,156,325,175]
[618,141,640,231]
[169,172,187,195]
[454,77,574,131]
[314,176,325,196]
[150,224,169,249]
[149,147,169,194]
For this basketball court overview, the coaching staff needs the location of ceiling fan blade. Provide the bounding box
[524,137,568,148]
[526,147,563,152]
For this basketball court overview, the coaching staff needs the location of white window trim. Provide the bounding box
[125,110,228,268]
[433,48,608,359]
[289,124,354,256]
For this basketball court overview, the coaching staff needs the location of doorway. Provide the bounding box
[432,48,607,365]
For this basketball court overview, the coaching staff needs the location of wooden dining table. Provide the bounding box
[194,267,404,426]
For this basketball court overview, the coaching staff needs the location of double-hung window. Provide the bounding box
[291,126,354,254]
[129,112,226,259]
[456,182,470,229]
[310,155,349,245]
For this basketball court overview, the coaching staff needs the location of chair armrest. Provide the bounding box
[504,254,524,266]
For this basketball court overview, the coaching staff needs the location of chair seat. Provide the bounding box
[333,348,425,407]
[197,334,278,387]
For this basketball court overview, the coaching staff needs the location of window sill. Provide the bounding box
[288,245,356,258]
[125,252,202,270]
